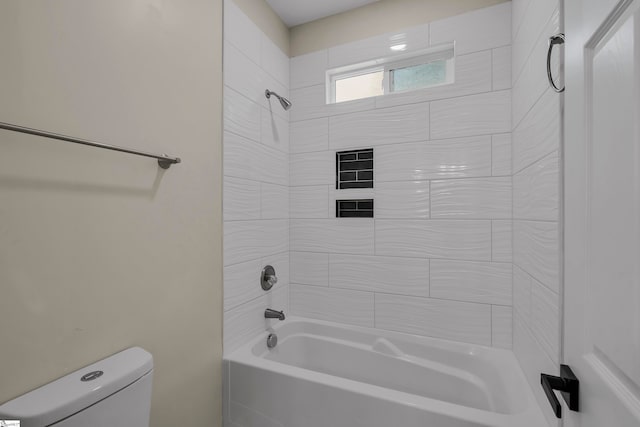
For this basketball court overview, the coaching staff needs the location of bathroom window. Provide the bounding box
[327,43,454,104]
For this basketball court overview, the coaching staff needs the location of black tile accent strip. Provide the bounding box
[336,199,374,218]
[337,148,374,189]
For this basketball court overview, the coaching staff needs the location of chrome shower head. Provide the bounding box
[265,89,292,111]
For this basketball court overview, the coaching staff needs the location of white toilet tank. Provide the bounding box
[0,347,153,427]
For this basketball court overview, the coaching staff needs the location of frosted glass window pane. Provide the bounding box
[391,60,447,92]
[335,71,384,103]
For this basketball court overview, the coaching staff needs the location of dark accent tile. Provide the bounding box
[340,160,373,171]
[357,200,374,210]
[339,181,374,189]
[338,153,357,161]
[358,170,373,181]
[340,171,357,182]
[336,199,374,218]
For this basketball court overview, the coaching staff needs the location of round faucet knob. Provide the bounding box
[261,265,277,290]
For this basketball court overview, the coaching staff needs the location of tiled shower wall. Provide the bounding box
[222,0,290,354]
[511,0,562,426]
[289,3,514,348]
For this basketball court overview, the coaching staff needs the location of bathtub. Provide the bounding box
[223,317,546,427]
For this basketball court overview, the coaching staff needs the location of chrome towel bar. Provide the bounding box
[0,121,181,169]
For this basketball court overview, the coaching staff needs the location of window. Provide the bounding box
[327,43,455,104]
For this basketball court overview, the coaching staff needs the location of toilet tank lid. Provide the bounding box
[0,347,153,426]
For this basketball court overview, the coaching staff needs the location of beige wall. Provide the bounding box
[232,0,290,55]
[0,1,223,426]
[290,0,510,57]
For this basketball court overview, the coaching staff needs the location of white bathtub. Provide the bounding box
[224,317,546,427]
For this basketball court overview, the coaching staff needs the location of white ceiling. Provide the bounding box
[266,0,381,27]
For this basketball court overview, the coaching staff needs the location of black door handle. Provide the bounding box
[541,364,580,418]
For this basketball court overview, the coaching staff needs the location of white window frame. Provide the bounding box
[326,42,455,104]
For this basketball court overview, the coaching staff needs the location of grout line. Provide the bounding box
[490,220,494,261]
[490,305,494,346]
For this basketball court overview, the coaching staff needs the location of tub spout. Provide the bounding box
[265,309,285,321]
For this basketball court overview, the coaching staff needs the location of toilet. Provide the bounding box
[0,347,153,427]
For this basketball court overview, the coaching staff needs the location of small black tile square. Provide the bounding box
[358,170,373,181]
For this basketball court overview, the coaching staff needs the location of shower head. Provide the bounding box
[265,89,292,111]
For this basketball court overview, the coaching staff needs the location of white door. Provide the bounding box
[564,0,640,426]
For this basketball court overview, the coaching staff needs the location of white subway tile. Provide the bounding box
[492,46,512,90]
[224,286,289,355]
[223,0,261,64]
[329,254,429,296]
[225,132,288,186]
[258,144,289,186]
[290,84,375,122]
[290,118,329,153]
[376,294,492,345]
[290,251,329,287]
[513,220,560,292]
[512,9,560,127]
[224,177,261,221]
[224,42,265,107]
[291,219,374,254]
[329,103,429,149]
[291,285,374,327]
[431,177,512,219]
[492,306,513,349]
[328,24,430,68]
[261,183,289,219]
[430,260,512,305]
[513,265,532,323]
[376,137,492,182]
[431,91,511,139]
[290,185,330,218]
[376,181,429,219]
[375,51,492,109]
[375,220,492,260]
[291,50,329,89]
[513,88,560,173]
[512,0,558,84]
[492,133,512,176]
[512,0,533,43]
[224,131,261,182]
[290,151,333,186]
[291,84,329,122]
[531,280,561,362]
[261,35,289,87]
[430,3,511,55]
[261,108,289,153]
[514,151,559,221]
[224,258,263,311]
[224,87,261,143]
[492,220,513,262]
[224,220,288,266]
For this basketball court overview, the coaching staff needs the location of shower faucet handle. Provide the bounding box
[261,265,278,291]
